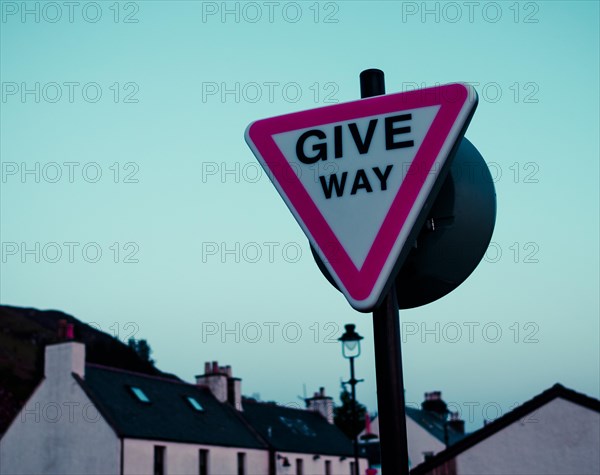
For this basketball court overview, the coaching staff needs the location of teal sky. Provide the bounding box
[1,1,598,430]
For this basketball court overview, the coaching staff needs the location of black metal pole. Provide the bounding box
[350,357,359,475]
[373,287,409,474]
[360,69,410,474]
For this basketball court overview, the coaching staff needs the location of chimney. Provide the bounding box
[57,319,67,339]
[45,341,85,381]
[196,361,228,403]
[306,387,334,423]
[221,364,242,410]
[447,411,465,434]
[196,361,242,410]
[227,375,242,411]
[422,391,448,416]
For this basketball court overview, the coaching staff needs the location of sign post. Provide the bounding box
[373,286,409,472]
[360,68,410,473]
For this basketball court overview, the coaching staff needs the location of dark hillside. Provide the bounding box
[0,305,176,434]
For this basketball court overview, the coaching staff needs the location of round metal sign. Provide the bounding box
[310,137,496,309]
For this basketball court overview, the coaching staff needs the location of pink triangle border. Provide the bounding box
[247,84,470,304]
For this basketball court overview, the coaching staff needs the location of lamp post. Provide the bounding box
[339,324,364,475]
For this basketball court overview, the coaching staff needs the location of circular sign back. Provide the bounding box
[310,137,496,309]
[394,137,496,309]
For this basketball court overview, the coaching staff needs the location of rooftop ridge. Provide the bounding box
[545,382,600,410]
[85,362,186,385]
[243,398,311,412]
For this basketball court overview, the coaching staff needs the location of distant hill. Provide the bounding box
[0,305,177,434]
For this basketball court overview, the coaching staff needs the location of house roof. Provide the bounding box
[242,399,355,457]
[358,408,466,445]
[75,364,356,456]
[405,406,466,445]
[410,383,600,474]
[75,364,267,450]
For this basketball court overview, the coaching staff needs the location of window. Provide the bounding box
[278,416,316,437]
[296,459,304,475]
[187,396,205,412]
[325,460,331,475]
[237,452,246,475]
[423,451,435,461]
[154,446,165,475]
[130,386,150,403]
[349,461,356,475]
[199,449,209,475]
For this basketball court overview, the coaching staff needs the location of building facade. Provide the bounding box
[410,384,600,475]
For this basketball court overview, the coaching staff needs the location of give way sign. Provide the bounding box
[245,83,478,311]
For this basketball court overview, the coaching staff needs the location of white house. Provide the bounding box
[410,383,600,475]
[0,341,367,475]
[358,391,466,471]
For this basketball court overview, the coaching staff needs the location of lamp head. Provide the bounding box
[339,324,363,359]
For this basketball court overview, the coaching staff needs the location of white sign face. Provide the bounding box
[245,83,477,311]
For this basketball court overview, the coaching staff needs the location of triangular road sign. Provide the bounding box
[245,83,478,311]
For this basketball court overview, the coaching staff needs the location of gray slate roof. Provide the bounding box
[242,400,355,456]
[76,364,266,449]
[405,406,466,445]
[76,364,356,457]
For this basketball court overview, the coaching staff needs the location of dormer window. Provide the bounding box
[186,396,204,412]
[129,386,150,403]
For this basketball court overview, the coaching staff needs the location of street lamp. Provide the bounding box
[339,324,364,475]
